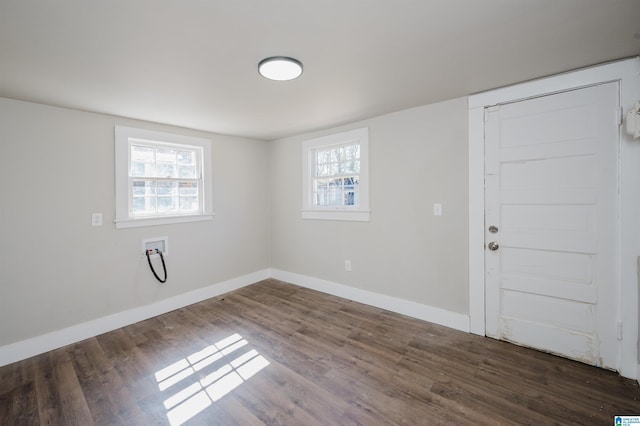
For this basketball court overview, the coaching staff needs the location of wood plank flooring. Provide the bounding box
[1,279,639,425]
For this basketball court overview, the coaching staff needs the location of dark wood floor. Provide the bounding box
[1,279,639,425]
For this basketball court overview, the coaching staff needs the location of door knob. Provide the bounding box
[488,225,498,234]
[488,241,499,251]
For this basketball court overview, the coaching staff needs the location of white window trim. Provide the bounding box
[301,127,370,221]
[115,125,214,229]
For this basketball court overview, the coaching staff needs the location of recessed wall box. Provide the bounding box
[142,236,168,256]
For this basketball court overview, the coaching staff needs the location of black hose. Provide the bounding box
[146,250,167,283]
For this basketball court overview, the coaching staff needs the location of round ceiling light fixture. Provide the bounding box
[258,56,303,81]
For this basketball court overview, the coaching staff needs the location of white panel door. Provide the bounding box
[485,82,619,368]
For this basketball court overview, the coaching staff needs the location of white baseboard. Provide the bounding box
[270,269,470,333]
[0,269,270,367]
[1,268,470,367]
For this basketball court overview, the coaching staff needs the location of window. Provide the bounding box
[115,126,213,228]
[302,127,370,221]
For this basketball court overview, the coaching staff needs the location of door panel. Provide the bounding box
[501,248,596,303]
[485,82,619,368]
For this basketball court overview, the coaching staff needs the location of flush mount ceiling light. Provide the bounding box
[258,56,303,81]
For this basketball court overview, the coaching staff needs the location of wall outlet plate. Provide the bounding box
[91,213,103,226]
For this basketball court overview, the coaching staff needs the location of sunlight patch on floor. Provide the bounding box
[154,333,270,426]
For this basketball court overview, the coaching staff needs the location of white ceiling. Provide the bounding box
[1,1,639,140]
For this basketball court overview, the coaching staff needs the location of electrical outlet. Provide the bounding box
[433,203,442,216]
[91,213,103,226]
[345,260,352,272]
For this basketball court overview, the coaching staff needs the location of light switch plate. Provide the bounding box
[433,203,442,216]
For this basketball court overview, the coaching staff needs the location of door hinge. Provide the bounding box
[617,321,623,340]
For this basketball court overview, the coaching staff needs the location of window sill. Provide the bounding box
[115,213,214,229]
[301,209,370,222]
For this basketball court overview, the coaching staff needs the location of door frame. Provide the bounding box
[468,57,640,379]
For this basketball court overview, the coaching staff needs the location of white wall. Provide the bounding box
[269,98,469,315]
[4,64,634,375]
[0,98,270,347]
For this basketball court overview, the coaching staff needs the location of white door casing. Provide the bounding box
[468,57,640,379]
[484,83,619,368]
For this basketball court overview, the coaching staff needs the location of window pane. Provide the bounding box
[344,177,359,206]
[133,196,156,214]
[177,150,194,165]
[156,163,176,178]
[178,165,196,178]
[131,161,147,177]
[345,159,360,174]
[315,162,328,177]
[312,176,360,207]
[157,181,178,196]
[156,148,175,163]
[130,180,201,215]
[330,148,341,163]
[344,192,355,205]
[314,144,361,179]
[313,179,329,206]
[345,144,359,160]
[131,145,154,161]
[180,182,199,212]
[157,196,177,212]
[179,181,198,196]
[131,146,155,177]
[132,180,156,196]
[179,196,199,212]
[156,148,176,178]
[327,178,343,206]
[316,150,330,165]
[314,178,342,207]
